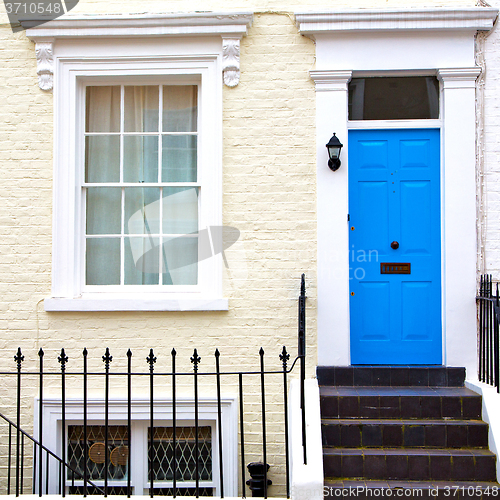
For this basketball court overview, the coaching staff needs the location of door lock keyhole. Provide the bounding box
[391,241,399,250]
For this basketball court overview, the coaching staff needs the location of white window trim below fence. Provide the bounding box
[34,397,238,496]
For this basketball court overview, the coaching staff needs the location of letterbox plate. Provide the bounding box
[380,263,411,274]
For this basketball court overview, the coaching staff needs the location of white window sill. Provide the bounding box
[44,296,229,312]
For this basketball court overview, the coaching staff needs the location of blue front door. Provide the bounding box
[349,129,442,365]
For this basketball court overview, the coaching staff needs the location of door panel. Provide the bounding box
[349,129,441,365]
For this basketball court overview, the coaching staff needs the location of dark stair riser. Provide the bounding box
[317,366,466,387]
[322,420,489,448]
[324,481,500,500]
[323,449,497,482]
[320,394,482,420]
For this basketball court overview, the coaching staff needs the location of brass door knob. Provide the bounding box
[391,241,399,250]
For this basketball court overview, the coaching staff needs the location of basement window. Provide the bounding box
[66,424,214,496]
[348,76,440,120]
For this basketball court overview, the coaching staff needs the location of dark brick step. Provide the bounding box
[317,366,465,387]
[324,480,500,499]
[322,419,489,448]
[320,386,482,420]
[323,448,497,482]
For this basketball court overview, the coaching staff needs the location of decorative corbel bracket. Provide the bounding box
[34,40,54,91]
[222,38,241,87]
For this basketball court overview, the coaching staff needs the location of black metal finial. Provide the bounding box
[14,347,24,370]
[259,347,265,357]
[191,349,201,373]
[38,347,44,358]
[58,348,68,372]
[171,348,176,357]
[147,349,157,372]
[215,348,220,359]
[301,274,306,296]
[102,348,112,370]
[127,348,132,359]
[83,347,88,357]
[279,346,290,370]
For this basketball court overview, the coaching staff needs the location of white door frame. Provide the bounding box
[295,8,498,375]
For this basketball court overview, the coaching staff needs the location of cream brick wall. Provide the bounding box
[0,0,481,495]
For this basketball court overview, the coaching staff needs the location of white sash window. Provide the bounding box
[24,13,254,310]
[84,84,200,289]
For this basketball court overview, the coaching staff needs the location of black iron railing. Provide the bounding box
[477,274,500,392]
[0,275,307,498]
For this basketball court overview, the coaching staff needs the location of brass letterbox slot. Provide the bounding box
[380,263,411,274]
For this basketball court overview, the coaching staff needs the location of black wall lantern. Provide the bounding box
[326,133,343,171]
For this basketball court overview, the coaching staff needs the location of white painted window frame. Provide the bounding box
[46,54,223,312]
[25,13,253,312]
[34,397,238,496]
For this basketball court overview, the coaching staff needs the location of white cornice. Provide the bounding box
[295,8,498,35]
[24,12,253,40]
[310,70,352,91]
[438,67,482,89]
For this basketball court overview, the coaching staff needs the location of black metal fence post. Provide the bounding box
[259,348,268,499]
[14,347,24,497]
[238,373,246,499]
[58,349,68,497]
[8,423,12,495]
[191,349,201,499]
[83,348,88,498]
[102,348,113,497]
[489,276,493,385]
[127,349,132,498]
[20,432,24,494]
[38,348,44,497]
[171,348,177,499]
[215,349,224,498]
[280,346,290,499]
[298,274,307,465]
[147,349,156,498]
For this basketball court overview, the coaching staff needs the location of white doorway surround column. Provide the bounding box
[438,68,482,376]
[310,70,352,367]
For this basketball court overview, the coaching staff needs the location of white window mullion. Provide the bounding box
[121,188,125,286]
[120,85,125,183]
[159,85,163,285]
[82,187,87,288]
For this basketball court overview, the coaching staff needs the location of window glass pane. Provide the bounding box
[162,136,197,182]
[67,425,129,481]
[163,187,198,234]
[85,136,120,183]
[86,238,120,285]
[125,188,160,235]
[86,188,121,235]
[124,86,159,132]
[348,77,440,120]
[163,85,197,132]
[162,236,198,285]
[148,427,211,481]
[123,136,158,183]
[125,237,160,284]
[86,86,120,133]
